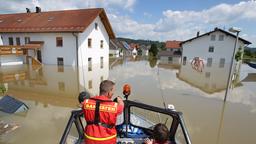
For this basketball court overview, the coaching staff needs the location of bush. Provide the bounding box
[0,85,6,95]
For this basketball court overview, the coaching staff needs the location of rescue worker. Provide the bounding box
[82,80,124,144]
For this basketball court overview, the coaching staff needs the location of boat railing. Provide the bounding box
[60,110,84,144]
[60,100,192,144]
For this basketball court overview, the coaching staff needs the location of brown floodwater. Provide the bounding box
[0,57,256,144]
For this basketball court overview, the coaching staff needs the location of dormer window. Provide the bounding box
[95,23,98,30]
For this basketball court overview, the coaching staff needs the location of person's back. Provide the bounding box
[82,80,124,144]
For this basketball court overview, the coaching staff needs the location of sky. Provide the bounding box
[0,0,255,46]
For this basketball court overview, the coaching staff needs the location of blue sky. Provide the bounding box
[0,0,255,46]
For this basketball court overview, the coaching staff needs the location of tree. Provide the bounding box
[0,85,6,95]
[235,48,242,61]
[149,43,158,57]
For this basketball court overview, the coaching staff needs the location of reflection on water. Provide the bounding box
[178,62,230,94]
[0,57,256,144]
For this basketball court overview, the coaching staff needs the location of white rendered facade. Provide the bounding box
[0,16,109,68]
[181,30,245,64]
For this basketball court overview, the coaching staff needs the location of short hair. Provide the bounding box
[99,80,115,95]
[153,123,170,143]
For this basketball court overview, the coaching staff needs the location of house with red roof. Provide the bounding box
[158,40,182,64]
[0,7,115,69]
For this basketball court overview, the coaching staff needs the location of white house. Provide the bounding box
[158,40,182,64]
[0,8,115,68]
[179,28,251,93]
[181,28,251,69]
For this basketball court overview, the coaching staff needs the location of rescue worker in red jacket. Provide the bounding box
[82,80,124,144]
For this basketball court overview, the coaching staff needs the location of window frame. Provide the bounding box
[100,40,103,48]
[88,38,92,48]
[88,57,92,71]
[207,58,213,67]
[8,37,14,45]
[210,35,216,41]
[219,35,224,41]
[219,58,225,68]
[209,46,214,53]
[100,57,104,69]
[57,57,64,66]
[16,37,21,45]
[56,37,63,47]
[25,37,30,44]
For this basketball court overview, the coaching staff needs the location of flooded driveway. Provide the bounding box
[0,57,256,144]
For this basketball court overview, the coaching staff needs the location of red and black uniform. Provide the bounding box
[82,95,124,144]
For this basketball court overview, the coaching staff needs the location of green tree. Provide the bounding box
[0,85,6,95]
[149,43,158,57]
[235,48,242,61]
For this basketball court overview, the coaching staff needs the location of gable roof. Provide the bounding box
[181,28,251,45]
[165,40,182,49]
[0,8,115,38]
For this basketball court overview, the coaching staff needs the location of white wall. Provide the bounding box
[159,56,181,64]
[182,31,245,64]
[77,16,110,87]
[1,33,77,66]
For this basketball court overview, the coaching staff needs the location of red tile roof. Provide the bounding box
[165,40,182,49]
[0,8,115,38]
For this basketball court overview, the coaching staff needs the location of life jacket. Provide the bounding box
[82,96,118,144]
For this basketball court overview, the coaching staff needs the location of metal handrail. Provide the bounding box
[59,100,192,144]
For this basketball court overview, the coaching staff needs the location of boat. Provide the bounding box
[60,85,191,144]
[246,61,256,69]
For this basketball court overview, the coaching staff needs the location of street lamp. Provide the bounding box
[224,27,241,102]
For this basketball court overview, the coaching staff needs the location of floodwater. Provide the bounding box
[0,56,256,144]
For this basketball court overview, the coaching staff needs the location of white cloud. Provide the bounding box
[153,1,256,40]
[0,0,136,13]
[0,0,255,45]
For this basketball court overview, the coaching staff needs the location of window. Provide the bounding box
[210,35,216,41]
[205,72,211,78]
[57,57,64,66]
[100,57,104,68]
[88,58,92,71]
[95,23,98,30]
[207,58,212,67]
[100,40,103,48]
[56,37,63,47]
[88,38,92,48]
[16,37,20,45]
[219,35,224,41]
[168,57,173,62]
[25,37,30,44]
[88,80,92,89]
[219,58,225,68]
[58,82,65,91]
[8,37,13,45]
[209,46,214,53]
[183,56,187,65]
[100,76,104,82]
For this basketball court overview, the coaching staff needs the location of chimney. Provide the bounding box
[197,31,200,37]
[36,6,41,13]
[26,8,31,13]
